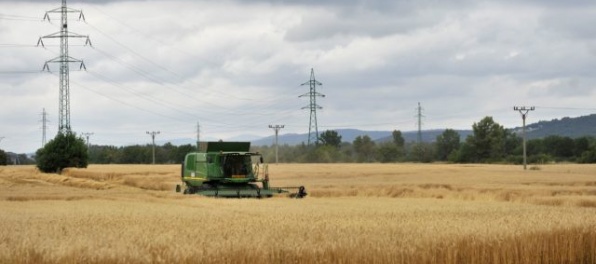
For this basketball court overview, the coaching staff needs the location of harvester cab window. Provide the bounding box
[222,155,248,177]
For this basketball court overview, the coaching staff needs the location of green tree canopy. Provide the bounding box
[392,130,405,148]
[353,135,376,162]
[466,116,507,162]
[377,142,399,163]
[436,129,460,161]
[36,132,88,173]
[319,130,342,148]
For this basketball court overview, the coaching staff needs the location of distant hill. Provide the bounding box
[158,114,596,147]
[520,114,596,139]
[251,129,473,146]
[252,129,393,146]
[251,114,596,146]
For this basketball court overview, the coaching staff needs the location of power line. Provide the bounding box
[299,68,324,146]
[0,71,42,74]
[0,13,42,21]
[535,106,596,111]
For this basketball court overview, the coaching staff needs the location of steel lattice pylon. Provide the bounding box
[299,68,324,146]
[38,0,91,134]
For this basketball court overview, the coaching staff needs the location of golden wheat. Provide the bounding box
[0,164,595,263]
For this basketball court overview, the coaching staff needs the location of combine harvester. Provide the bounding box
[176,141,306,198]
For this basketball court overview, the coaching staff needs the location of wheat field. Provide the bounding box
[0,163,595,263]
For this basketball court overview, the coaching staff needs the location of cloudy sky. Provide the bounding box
[1,0,596,153]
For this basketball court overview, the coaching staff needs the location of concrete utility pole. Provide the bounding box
[146,131,160,164]
[269,125,285,164]
[81,132,93,151]
[299,68,324,146]
[514,106,535,170]
[38,0,91,134]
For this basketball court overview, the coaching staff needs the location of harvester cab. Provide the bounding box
[176,141,306,198]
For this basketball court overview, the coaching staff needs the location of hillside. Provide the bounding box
[522,114,596,139]
[252,114,596,146]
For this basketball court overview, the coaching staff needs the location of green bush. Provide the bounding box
[36,132,88,173]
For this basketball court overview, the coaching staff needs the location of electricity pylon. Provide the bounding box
[40,108,49,147]
[38,0,91,134]
[299,68,324,146]
[416,102,424,144]
[514,106,535,170]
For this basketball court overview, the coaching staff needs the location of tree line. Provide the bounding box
[4,116,596,167]
[83,116,596,165]
[254,116,596,164]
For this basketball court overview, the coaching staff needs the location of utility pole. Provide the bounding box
[299,68,324,146]
[40,108,49,147]
[81,132,93,151]
[514,106,535,170]
[269,125,285,164]
[146,131,160,164]
[196,122,200,151]
[38,0,91,134]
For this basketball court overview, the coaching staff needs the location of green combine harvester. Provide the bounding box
[176,141,306,198]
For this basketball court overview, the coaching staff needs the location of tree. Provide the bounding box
[392,130,405,148]
[0,149,7,166]
[543,135,574,160]
[319,130,342,148]
[353,135,376,162]
[465,116,507,162]
[36,132,88,173]
[173,144,196,163]
[574,137,591,158]
[435,129,460,161]
[377,142,399,163]
[391,130,405,159]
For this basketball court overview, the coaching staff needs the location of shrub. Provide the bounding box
[36,132,88,173]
